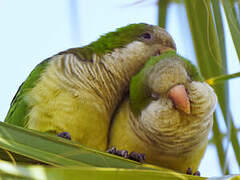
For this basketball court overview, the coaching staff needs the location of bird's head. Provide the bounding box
[145,52,203,114]
[64,23,176,79]
[129,50,217,155]
[90,23,176,57]
[130,50,206,116]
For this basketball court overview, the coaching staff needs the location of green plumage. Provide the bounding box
[109,51,217,172]
[5,23,154,126]
[89,23,154,55]
[5,59,50,126]
[5,23,176,151]
[60,23,154,61]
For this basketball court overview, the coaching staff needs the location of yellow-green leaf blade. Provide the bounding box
[158,0,170,28]
[183,0,236,173]
[221,0,240,61]
[0,122,161,170]
[206,72,240,85]
[0,160,207,180]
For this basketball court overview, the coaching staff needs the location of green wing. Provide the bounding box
[4,59,50,127]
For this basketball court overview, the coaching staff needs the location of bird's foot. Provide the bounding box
[128,151,146,163]
[186,168,200,176]
[107,147,128,158]
[57,132,71,140]
[106,147,145,163]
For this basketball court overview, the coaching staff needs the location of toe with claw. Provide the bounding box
[186,168,200,176]
[128,151,145,163]
[106,147,145,163]
[106,147,129,159]
[57,132,71,140]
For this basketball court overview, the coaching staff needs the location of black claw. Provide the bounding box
[107,147,129,158]
[106,147,117,154]
[106,148,145,163]
[186,168,201,176]
[116,150,129,158]
[129,151,145,163]
[57,132,71,140]
[193,171,201,176]
[186,168,192,175]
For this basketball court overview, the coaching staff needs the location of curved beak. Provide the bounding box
[167,84,190,114]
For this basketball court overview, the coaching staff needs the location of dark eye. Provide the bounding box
[141,33,152,39]
[151,92,159,100]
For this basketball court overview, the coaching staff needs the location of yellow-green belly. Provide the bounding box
[26,62,110,151]
[109,100,207,173]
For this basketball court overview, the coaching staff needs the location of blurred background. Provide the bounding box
[0,0,239,177]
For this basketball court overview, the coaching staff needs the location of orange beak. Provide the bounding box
[167,84,190,114]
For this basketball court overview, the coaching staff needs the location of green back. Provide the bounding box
[4,59,50,127]
[130,50,203,116]
[60,23,154,61]
[5,23,154,126]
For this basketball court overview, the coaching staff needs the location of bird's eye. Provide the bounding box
[151,92,159,100]
[141,33,152,40]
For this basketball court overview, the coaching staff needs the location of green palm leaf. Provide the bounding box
[183,0,240,174]
[0,123,206,179]
[158,0,170,28]
[0,160,240,180]
[0,122,157,169]
[221,0,240,61]
[0,160,213,180]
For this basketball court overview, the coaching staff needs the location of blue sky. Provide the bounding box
[0,0,239,177]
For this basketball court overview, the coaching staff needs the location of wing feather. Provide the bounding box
[4,59,51,126]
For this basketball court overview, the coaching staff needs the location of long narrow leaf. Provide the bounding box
[0,122,172,171]
[214,0,240,171]
[229,115,240,170]
[0,160,240,180]
[212,115,227,173]
[0,160,207,180]
[221,0,240,61]
[211,0,227,64]
[0,122,141,168]
[206,72,240,85]
[183,0,232,173]
[158,0,170,28]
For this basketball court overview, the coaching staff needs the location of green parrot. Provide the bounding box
[4,23,176,151]
[108,50,217,173]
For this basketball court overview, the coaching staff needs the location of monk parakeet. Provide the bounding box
[108,50,217,173]
[4,23,176,151]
